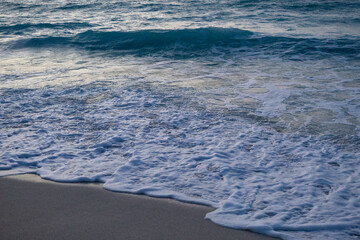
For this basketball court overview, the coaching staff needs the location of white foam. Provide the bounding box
[1,42,360,240]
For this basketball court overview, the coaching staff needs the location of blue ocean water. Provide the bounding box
[1,0,359,239]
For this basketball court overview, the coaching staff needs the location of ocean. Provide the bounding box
[0,0,359,239]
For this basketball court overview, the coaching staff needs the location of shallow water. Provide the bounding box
[1,1,360,239]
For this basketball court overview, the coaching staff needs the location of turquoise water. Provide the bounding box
[1,1,360,239]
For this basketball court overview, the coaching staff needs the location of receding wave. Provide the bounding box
[7,28,360,58]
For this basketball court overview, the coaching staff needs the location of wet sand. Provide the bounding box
[0,174,279,240]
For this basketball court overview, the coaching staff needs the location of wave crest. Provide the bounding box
[8,27,360,58]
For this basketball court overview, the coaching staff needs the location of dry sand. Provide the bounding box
[0,174,279,240]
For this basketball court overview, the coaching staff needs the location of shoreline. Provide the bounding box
[0,174,279,240]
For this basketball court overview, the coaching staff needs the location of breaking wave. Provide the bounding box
[6,27,360,58]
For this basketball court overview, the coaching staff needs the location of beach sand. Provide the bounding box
[0,174,279,240]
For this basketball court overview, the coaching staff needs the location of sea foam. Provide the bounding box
[1,0,360,239]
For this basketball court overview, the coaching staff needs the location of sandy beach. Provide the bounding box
[0,174,278,240]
